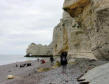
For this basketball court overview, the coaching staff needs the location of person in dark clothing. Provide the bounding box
[60,52,68,73]
[50,56,54,65]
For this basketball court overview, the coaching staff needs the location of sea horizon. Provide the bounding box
[0,54,37,65]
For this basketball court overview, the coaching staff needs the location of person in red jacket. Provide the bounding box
[41,59,45,64]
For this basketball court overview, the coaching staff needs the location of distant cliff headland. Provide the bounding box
[26,0,109,60]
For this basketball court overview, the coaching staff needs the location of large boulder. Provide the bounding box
[80,62,109,84]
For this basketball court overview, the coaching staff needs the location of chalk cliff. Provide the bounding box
[26,0,109,60]
[52,11,95,59]
[63,0,109,60]
[26,43,52,56]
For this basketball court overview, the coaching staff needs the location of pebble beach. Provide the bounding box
[0,58,107,84]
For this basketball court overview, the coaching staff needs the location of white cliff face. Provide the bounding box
[26,43,52,56]
[63,0,109,60]
[52,11,95,59]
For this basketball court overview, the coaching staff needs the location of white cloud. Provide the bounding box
[0,0,64,55]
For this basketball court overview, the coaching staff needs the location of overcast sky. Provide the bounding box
[0,0,64,55]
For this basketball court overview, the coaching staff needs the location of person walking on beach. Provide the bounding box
[50,56,54,65]
[60,52,68,74]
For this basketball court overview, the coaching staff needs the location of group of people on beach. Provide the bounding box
[37,52,68,73]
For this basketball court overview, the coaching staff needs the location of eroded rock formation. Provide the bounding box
[52,11,95,59]
[26,43,52,56]
[63,0,109,60]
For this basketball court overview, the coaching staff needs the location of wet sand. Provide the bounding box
[0,58,107,84]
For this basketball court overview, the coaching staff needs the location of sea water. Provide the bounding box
[0,55,37,65]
